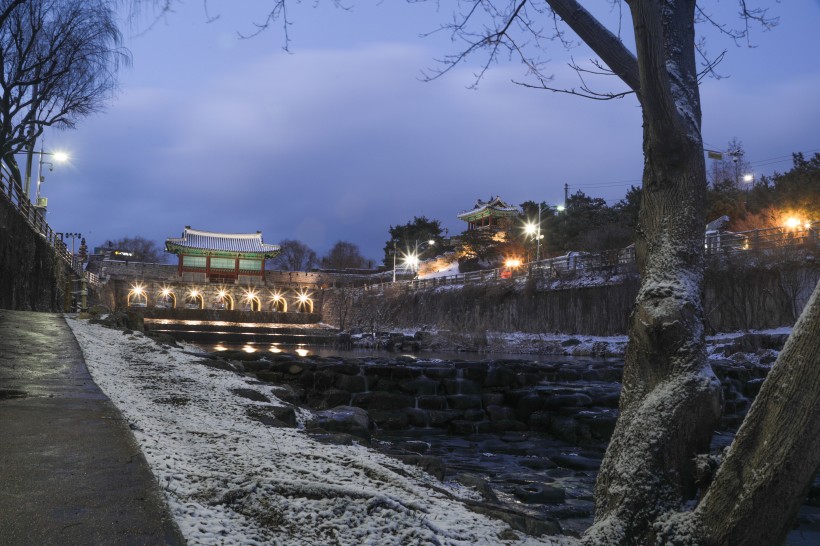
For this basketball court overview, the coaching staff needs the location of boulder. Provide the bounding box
[513,483,566,504]
[306,406,372,441]
[231,388,270,403]
[398,377,441,396]
[334,373,369,393]
[447,394,483,411]
[370,409,410,430]
[351,391,415,410]
[307,388,351,410]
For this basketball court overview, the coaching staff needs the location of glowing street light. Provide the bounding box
[524,203,544,262]
[34,144,70,208]
[128,283,146,307]
[743,173,754,184]
[403,252,420,272]
[130,283,145,297]
[784,217,801,230]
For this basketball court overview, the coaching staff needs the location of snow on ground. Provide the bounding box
[66,317,576,546]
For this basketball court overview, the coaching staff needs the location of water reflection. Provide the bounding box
[146,319,329,330]
[192,340,611,364]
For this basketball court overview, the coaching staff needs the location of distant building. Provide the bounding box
[457,196,520,231]
[165,226,281,283]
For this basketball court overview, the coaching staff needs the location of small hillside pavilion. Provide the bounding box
[166,227,281,283]
[457,196,520,231]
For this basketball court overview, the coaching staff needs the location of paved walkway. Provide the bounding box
[0,310,185,545]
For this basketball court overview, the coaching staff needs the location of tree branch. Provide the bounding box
[544,0,639,93]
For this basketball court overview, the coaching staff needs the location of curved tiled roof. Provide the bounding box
[166,227,280,256]
[457,196,520,220]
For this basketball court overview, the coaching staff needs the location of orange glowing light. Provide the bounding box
[784,217,801,230]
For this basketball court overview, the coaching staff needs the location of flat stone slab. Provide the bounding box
[0,310,183,545]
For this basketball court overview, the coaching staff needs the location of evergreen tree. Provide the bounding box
[382,216,444,267]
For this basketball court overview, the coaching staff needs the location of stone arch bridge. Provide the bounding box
[95,260,332,316]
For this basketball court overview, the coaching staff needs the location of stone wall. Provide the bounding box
[232,347,776,443]
[322,259,818,336]
[0,196,67,311]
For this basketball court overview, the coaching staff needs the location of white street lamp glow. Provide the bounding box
[403,253,419,269]
[524,222,537,236]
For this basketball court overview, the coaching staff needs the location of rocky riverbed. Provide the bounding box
[190,328,818,541]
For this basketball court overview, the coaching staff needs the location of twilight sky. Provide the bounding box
[39,1,820,263]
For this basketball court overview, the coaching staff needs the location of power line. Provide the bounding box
[560,146,818,197]
[573,178,642,189]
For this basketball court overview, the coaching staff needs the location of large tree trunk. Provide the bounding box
[543,1,817,544]
[692,280,820,545]
[580,1,723,543]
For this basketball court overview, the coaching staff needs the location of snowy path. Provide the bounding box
[67,317,574,546]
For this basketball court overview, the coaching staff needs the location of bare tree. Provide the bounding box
[708,137,752,187]
[321,240,369,271]
[107,236,166,263]
[270,239,318,271]
[0,0,129,188]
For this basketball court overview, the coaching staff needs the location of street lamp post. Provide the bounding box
[20,141,69,205]
[63,232,82,255]
[34,145,69,210]
[392,240,397,283]
[524,204,544,263]
[535,204,542,262]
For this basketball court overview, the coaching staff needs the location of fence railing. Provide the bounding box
[705,221,818,255]
[360,222,817,292]
[0,166,95,285]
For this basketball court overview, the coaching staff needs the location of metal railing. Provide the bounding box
[0,165,95,285]
[705,221,818,255]
[360,222,817,292]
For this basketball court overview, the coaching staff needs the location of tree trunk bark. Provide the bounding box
[693,280,820,545]
[582,1,723,543]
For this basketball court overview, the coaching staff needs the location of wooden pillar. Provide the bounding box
[234,257,239,277]
[206,255,211,278]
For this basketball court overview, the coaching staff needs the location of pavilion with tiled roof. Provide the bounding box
[165,227,280,282]
[457,196,520,231]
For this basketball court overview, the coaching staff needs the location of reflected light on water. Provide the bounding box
[214,344,228,352]
[269,345,282,354]
[295,347,309,357]
[242,345,257,353]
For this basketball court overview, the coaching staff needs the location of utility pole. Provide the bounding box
[392,240,397,283]
[23,83,39,199]
[564,183,569,207]
[536,203,542,263]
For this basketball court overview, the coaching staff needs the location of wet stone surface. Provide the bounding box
[373,429,603,537]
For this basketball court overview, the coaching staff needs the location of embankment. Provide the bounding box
[0,194,67,311]
[324,257,818,336]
